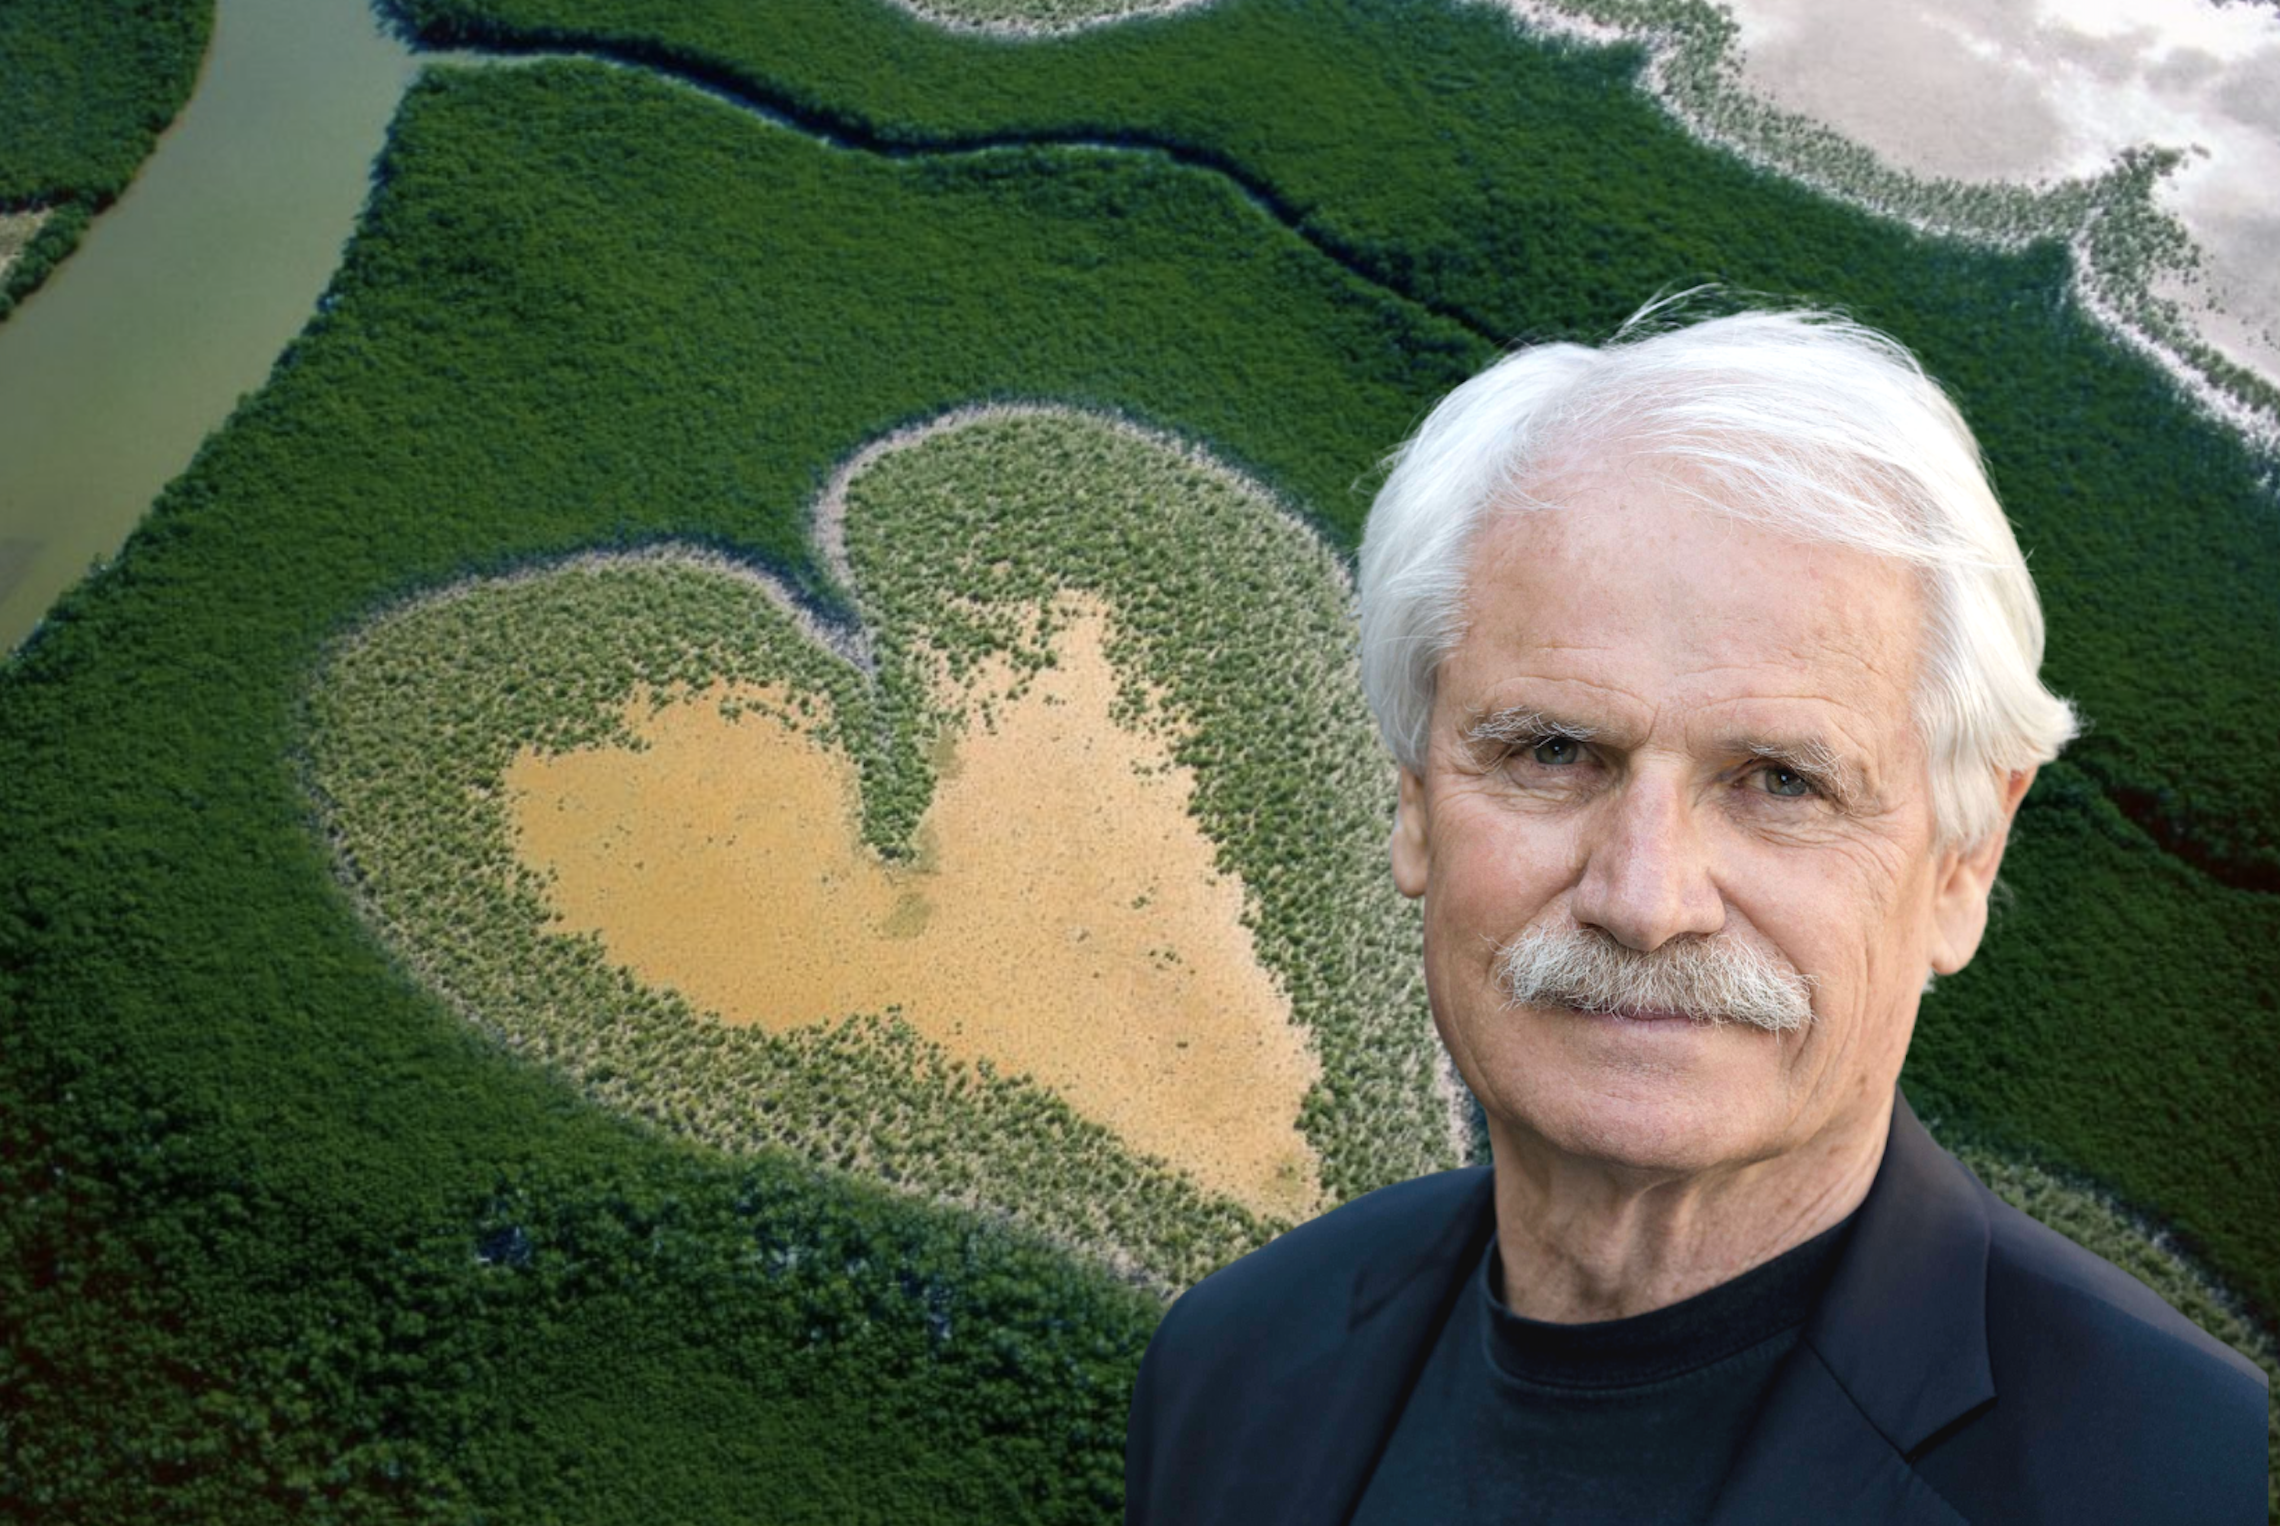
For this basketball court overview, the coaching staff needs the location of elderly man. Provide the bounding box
[1122,305,2267,1524]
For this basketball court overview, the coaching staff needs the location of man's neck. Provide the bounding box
[1486,1097,1892,1324]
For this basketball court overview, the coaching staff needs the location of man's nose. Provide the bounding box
[1567,770,1724,953]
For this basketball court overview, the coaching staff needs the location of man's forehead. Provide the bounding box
[1463,481,1922,668]
[1443,484,1928,758]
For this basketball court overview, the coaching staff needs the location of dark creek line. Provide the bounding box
[396,19,1513,351]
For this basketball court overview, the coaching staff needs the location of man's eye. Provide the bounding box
[1757,765,1812,798]
[1530,737,1583,767]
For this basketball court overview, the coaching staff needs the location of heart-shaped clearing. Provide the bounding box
[304,406,1468,1284]
[505,596,1322,1218]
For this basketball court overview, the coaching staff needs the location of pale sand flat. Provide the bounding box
[1716,0,2280,386]
[0,208,49,289]
[505,594,1326,1222]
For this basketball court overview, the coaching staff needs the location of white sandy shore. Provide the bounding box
[886,0,1211,38]
[1717,0,2280,392]
[1500,0,2280,439]
[0,208,50,291]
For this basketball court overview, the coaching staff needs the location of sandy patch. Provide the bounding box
[0,208,49,288]
[885,0,1210,38]
[1499,0,2280,427]
[505,594,1325,1220]
[1717,0,2280,387]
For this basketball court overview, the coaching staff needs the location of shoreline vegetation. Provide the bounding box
[0,0,214,321]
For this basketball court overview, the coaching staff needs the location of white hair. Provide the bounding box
[1357,299,2080,851]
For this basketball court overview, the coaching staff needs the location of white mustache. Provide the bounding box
[1493,923,1817,1034]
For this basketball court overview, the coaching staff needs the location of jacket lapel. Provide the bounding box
[1708,1344,1973,1525]
[1267,1166,1498,1526]
[1707,1092,1995,1525]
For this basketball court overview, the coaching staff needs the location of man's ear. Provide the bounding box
[1928,767,2037,975]
[1391,766,1430,900]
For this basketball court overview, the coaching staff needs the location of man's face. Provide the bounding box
[1391,464,2011,1180]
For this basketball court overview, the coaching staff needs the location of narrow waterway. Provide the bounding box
[0,0,419,654]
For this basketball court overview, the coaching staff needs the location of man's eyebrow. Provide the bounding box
[1462,706,1602,747]
[1463,708,1873,802]
[1728,734,1871,806]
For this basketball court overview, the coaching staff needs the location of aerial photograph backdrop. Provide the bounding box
[2,0,2275,1519]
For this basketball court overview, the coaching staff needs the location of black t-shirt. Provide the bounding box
[1349,1209,1858,1525]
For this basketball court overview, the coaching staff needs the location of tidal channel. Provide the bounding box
[0,0,418,653]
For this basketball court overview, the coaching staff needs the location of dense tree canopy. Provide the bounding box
[3,1,2274,1517]
[0,0,212,316]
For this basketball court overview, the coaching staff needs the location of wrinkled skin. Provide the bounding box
[1390,466,2034,1320]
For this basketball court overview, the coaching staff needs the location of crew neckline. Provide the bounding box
[1477,1211,1858,1391]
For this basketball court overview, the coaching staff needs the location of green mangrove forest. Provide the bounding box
[2,0,2274,1518]
[0,0,213,318]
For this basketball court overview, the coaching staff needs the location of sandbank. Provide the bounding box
[0,209,49,289]
[887,0,1210,39]
[1499,0,2280,431]
[506,593,1325,1222]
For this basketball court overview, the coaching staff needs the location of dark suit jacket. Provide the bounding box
[1125,1092,2268,1524]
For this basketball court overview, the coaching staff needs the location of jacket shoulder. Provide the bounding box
[1123,1167,1491,1525]
[1915,1185,2269,1524]
[1149,1165,1490,1366]
[1981,1190,2264,1384]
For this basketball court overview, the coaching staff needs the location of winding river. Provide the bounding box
[0,0,418,654]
